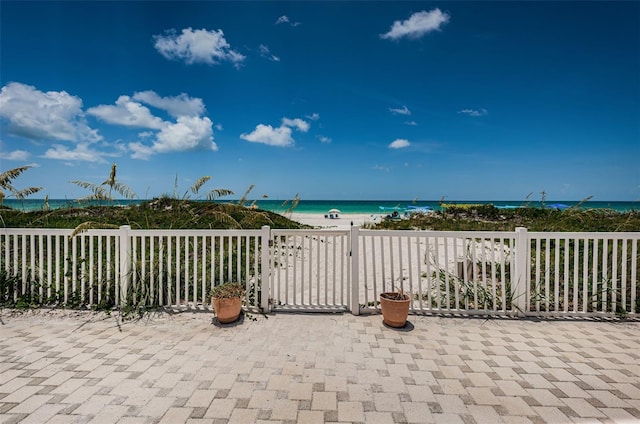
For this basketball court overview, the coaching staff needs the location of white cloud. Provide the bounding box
[43,143,108,163]
[457,108,488,117]
[87,91,217,158]
[404,121,418,126]
[128,142,156,160]
[389,139,411,149]
[306,113,320,121]
[240,117,309,147]
[0,83,218,162]
[0,82,101,143]
[317,135,332,143]
[381,9,450,40]
[275,15,301,26]
[153,116,217,153]
[154,28,245,66]
[241,124,294,147]
[259,45,280,62]
[132,91,205,117]
[282,117,309,132]
[128,116,216,159]
[0,149,30,161]
[275,15,290,24]
[373,164,390,172]
[87,96,165,129]
[215,123,223,131]
[389,105,411,115]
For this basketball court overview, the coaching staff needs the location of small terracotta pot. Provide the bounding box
[380,292,410,328]
[211,296,242,323]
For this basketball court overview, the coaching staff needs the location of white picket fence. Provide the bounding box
[1,226,638,318]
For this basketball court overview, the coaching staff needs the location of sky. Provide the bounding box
[1,1,639,202]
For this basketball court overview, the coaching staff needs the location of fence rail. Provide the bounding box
[527,232,639,317]
[1,226,638,318]
[270,229,350,312]
[357,229,518,316]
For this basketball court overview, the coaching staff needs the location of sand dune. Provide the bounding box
[289,212,380,229]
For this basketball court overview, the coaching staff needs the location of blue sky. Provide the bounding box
[1,1,638,201]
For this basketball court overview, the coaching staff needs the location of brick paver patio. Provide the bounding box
[1,309,639,423]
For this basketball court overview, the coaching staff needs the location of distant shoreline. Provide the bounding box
[2,198,638,214]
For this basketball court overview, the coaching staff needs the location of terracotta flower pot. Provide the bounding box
[211,296,242,323]
[380,292,410,327]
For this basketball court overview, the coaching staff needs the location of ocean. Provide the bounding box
[2,199,638,214]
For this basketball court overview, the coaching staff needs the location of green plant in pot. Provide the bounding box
[379,288,410,328]
[210,282,245,324]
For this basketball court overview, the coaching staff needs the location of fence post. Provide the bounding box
[118,225,131,307]
[261,226,271,313]
[514,227,528,316]
[350,225,360,315]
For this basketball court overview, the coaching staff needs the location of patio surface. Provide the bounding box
[1,309,639,424]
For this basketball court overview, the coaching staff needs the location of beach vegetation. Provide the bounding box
[369,204,640,232]
[70,163,137,205]
[210,282,246,299]
[0,165,43,207]
[0,198,305,230]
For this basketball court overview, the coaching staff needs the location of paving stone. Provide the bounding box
[270,399,299,420]
[338,401,365,422]
[297,410,325,424]
[204,398,236,418]
[312,391,337,410]
[1,311,638,424]
[228,407,258,424]
[159,407,194,423]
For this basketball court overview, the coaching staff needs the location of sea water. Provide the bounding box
[2,199,638,213]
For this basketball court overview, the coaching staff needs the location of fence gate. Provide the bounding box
[269,229,351,312]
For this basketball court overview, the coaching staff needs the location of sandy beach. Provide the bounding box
[289,212,381,229]
[269,211,514,310]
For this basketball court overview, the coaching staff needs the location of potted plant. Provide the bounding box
[210,282,245,323]
[379,289,411,328]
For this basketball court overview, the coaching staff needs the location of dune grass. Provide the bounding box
[369,204,640,232]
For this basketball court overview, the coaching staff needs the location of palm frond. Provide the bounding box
[0,166,32,189]
[13,186,43,200]
[173,174,179,199]
[572,195,593,209]
[239,212,274,228]
[70,221,119,238]
[70,180,99,191]
[220,202,242,213]
[205,211,242,229]
[206,188,234,201]
[285,194,300,215]
[111,181,137,199]
[190,176,211,196]
[73,185,110,203]
[101,163,117,187]
[237,184,255,206]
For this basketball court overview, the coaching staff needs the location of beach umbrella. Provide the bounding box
[328,208,341,213]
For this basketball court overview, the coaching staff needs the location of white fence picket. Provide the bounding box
[1,227,638,318]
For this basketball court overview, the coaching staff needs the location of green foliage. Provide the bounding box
[169,174,235,202]
[373,205,640,232]
[70,163,137,204]
[210,282,245,299]
[0,199,305,230]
